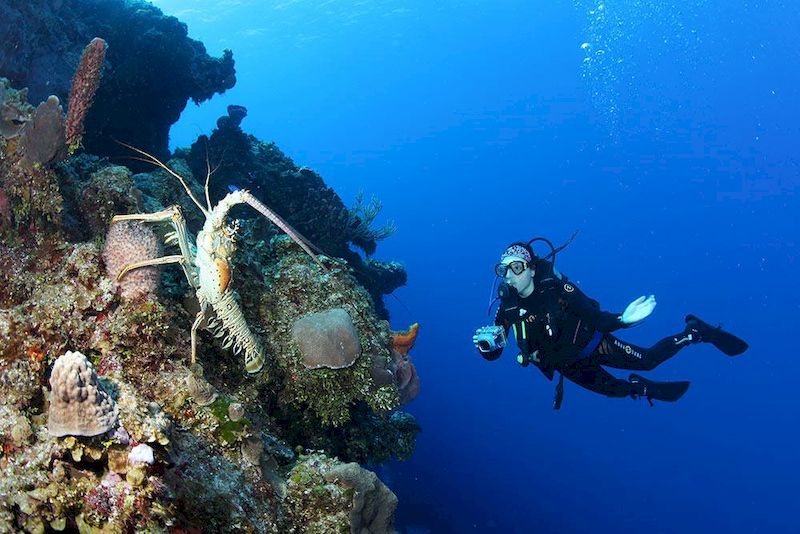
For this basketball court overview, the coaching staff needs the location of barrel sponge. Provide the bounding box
[323,462,398,534]
[292,308,362,369]
[102,221,162,299]
[48,350,118,437]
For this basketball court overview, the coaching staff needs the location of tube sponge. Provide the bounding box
[47,350,118,437]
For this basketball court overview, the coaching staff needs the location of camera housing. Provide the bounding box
[475,326,507,353]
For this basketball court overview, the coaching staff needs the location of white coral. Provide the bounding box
[128,443,154,465]
[47,350,118,437]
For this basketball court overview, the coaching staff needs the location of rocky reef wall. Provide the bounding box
[0,2,420,530]
[0,0,235,164]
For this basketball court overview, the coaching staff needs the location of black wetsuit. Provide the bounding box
[480,262,695,399]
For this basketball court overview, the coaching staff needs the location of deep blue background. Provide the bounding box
[152,1,798,532]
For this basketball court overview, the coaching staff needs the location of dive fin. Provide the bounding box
[629,374,690,403]
[685,314,748,356]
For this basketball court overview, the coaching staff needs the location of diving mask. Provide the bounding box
[495,260,528,277]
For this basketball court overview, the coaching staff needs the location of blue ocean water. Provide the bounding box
[153,1,799,532]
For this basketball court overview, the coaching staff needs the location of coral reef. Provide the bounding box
[258,237,402,427]
[0,82,64,238]
[182,106,407,319]
[0,66,418,530]
[284,453,398,534]
[0,0,235,163]
[0,77,32,138]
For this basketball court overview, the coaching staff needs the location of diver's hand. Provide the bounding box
[472,329,482,349]
[621,295,656,325]
[473,326,504,352]
[473,327,492,351]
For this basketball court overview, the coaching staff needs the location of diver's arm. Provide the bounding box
[561,282,627,332]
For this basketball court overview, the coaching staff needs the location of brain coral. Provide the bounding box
[47,350,118,437]
[102,220,162,299]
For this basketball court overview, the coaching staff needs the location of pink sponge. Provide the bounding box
[102,221,162,299]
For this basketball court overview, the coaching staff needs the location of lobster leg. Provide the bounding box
[190,305,208,369]
[111,205,199,290]
[111,206,181,224]
[116,255,183,281]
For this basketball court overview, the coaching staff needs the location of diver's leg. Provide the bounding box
[593,333,689,371]
[559,360,638,398]
[684,315,749,356]
[561,360,690,403]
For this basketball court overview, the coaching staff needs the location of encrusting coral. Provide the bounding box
[291,307,362,370]
[258,237,403,427]
[47,350,118,437]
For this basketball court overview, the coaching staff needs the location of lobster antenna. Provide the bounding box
[202,139,224,212]
[239,190,328,272]
[118,141,209,216]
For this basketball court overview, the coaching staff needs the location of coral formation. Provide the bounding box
[285,452,398,534]
[182,107,407,319]
[0,18,417,528]
[0,0,236,163]
[47,350,118,437]
[259,238,402,426]
[325,462,399,534]
[292,308,363,369]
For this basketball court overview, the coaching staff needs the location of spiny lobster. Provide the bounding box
[111,144,326,374]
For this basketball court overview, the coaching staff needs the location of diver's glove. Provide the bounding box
[473,326,507,353]
[621,295,657,325]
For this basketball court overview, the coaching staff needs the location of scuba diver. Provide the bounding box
[473,237,748,408]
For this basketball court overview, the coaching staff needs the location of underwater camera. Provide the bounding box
[475,325,507,353]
